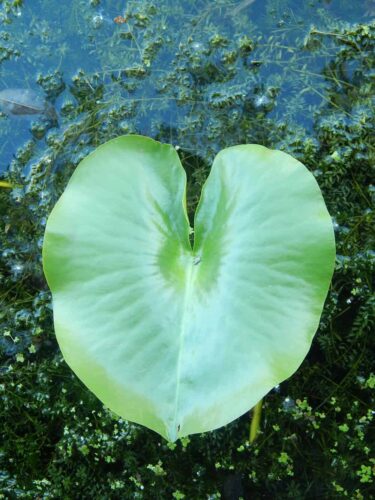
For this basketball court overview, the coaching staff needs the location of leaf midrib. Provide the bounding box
[171,252,197,441]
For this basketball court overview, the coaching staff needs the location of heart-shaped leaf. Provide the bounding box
[43,135,335,441]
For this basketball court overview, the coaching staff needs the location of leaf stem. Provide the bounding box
[249,398,262,443]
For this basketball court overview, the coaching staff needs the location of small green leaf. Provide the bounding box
[28,345,36,354]
[16,353,25,363]
[43,135,335,441]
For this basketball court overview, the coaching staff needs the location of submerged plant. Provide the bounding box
[42,134,335,441]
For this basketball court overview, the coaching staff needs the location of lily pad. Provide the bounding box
[43,135,335,441]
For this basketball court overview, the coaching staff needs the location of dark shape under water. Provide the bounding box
[0,88,57,122]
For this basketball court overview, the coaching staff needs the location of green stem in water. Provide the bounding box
[0,181,13,189]
[249,399,262,443]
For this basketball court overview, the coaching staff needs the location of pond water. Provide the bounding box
[0,0,372,177]
[0,3,374,497]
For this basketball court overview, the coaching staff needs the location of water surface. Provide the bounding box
[0,0,371,174]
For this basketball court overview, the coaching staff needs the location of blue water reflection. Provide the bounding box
[0,0,370,173]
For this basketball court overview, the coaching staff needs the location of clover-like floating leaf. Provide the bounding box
[43,135,335,441]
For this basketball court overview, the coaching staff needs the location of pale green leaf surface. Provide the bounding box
[43,135,335,441]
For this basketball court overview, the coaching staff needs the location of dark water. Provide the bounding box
[0,0,372,173]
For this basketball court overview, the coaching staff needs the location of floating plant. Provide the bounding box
[43,135,335,441]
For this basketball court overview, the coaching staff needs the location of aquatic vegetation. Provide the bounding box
[42,135,334,442]
[0,0,374,498]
